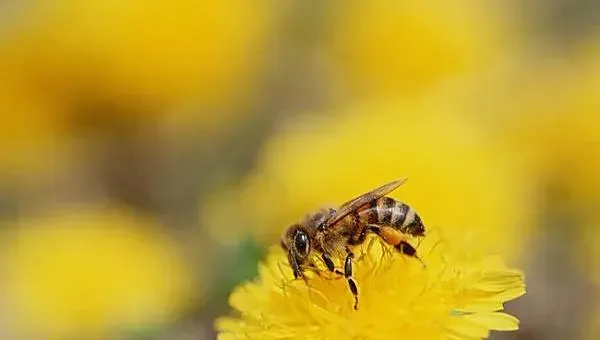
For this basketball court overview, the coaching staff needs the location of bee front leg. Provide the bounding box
[343,249,360,310]
[322,253,344,276]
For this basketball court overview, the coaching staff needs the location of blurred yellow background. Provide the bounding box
[1,0,599,339]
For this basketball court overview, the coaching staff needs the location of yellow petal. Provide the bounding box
[462,312,520,331]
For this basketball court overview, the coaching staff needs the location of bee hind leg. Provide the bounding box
[343,248,360,310]
[395,241,427,269]
[368,224,426,268]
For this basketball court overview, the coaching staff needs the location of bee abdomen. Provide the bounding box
[358,197,422,235]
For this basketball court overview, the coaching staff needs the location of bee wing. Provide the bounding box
[324,178,408,228]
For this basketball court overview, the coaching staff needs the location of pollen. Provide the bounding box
[379,226,406,246]
[216,231,526,340]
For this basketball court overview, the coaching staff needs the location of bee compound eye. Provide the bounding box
[294,231,309,256]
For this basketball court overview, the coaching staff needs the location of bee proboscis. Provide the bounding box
[280,178,426,310]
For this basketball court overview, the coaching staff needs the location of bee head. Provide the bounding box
[281,224,311,279]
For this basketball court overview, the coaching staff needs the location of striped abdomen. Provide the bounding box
[357,197,425,236]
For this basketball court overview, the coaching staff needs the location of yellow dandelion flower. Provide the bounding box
[3,0,275,127]
[0,205,198,338]
[469,50,600,339]
[475,47,600,264]
[477,44,600,205]
[216,232,526,339]
[0,62,71,180]
[499,75,599,202]
[202,99,535,263]
[325,0,519,100]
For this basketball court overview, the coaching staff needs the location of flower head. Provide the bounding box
[216,231,525,339]
[325,0,518,99]
[2,0,275,126]
[0,205,197,338]
[0,60,69,179]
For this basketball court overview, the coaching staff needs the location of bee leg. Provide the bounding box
[395,240,415,256]
[288,251,305,280]
[343,250,359,310]
[322,253,344,276]
[349,225,368,246]
[395,241,426,268]
[368,225,426,268]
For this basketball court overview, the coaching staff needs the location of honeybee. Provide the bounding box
[280,178,425,310]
